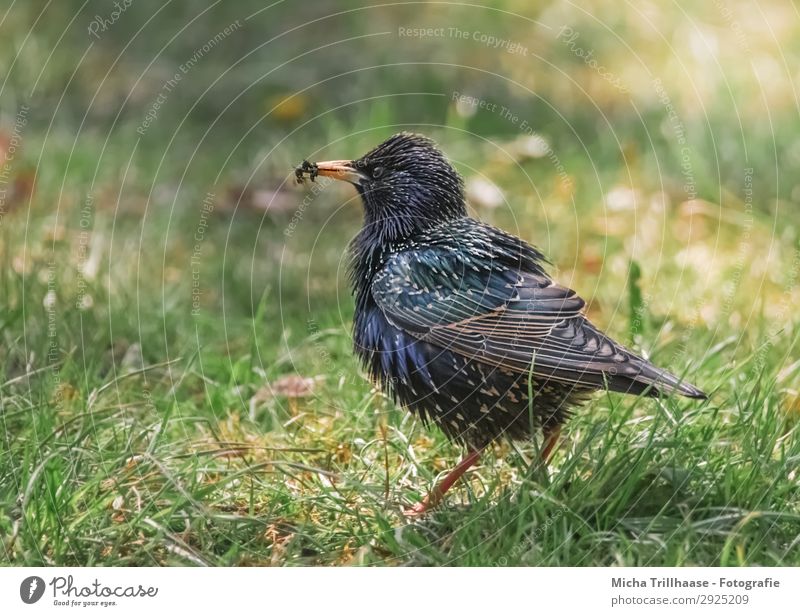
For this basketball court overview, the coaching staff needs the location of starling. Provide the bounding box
[296,133,706,514]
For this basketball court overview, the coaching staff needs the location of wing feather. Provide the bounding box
[371,246,648,391]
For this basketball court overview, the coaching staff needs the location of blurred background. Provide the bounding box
[3,1,798,344]
[1,1,799,565]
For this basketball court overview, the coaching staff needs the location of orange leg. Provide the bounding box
[540,424,562,464]
[405,449,482,516]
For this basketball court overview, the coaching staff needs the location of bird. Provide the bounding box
[295,132,706,515]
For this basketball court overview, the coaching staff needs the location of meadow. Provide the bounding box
[1,1,799,566]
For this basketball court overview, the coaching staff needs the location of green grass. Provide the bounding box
[1,124,799,567]
[2,0,800,567]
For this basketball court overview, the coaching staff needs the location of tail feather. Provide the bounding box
[610,357,707,399]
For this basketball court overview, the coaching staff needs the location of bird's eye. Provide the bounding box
[371,166,385,179]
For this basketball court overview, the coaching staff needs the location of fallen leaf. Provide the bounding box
[466,177,505,209]
[266,93,308,121]
[604,186,639,211]
[271,374,318,398]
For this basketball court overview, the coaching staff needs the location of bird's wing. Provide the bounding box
[370,246,650,390]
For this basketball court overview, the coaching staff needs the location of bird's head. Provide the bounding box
[298,132,466,243]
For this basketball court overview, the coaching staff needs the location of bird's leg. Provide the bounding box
[540,424,562,464]
[405,449,482,516]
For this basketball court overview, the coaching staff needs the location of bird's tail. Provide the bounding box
[610,356,707,399]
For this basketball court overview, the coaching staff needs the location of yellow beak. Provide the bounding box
[312,160,367,185]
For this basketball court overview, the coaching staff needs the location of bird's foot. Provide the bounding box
[403,497,434,517]
[403,449,482,517]
[540,425,562,464]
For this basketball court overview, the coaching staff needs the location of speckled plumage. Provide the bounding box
[305,133,706,450]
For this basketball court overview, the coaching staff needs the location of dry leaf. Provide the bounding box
[269,375,319,398]
[466,177,505,209]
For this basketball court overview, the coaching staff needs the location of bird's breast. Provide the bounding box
[353,304,417,386]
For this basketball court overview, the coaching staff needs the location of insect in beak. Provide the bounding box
[294,160,318,184]
[295,159,367,185]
